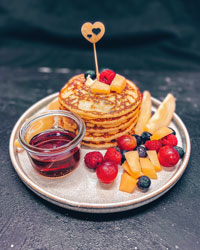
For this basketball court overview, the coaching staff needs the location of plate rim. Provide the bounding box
[9,93,191,213]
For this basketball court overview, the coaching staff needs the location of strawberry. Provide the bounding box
[144,140,162,152]
[104,147,122,164]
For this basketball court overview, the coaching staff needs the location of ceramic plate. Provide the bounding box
[9,93,191,213]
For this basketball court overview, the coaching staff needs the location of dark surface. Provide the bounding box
[0,67,199,250]
[1,0,200,71]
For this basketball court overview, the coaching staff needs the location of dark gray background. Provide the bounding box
[0,0,200,71]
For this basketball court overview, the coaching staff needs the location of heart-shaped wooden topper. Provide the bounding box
[81,22,105,43]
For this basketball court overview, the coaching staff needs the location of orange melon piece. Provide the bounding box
[14,139,22,148]
[125,151,141,175]
[122,161,143,179]
[47,98,59,110]
[119,172,137,193]
[91,80,110,94]
[145,94,175,134]
[150,127,172,140]
[135,91,152,135]
[25,116,54,143]
[140,157,158,179]
[147,150,162,172]
[110,74,126,93]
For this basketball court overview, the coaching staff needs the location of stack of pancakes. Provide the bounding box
[59,74,142,148]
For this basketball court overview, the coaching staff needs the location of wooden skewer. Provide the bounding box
[93,43,99,79]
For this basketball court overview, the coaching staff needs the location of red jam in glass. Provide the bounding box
[29,130,80,177]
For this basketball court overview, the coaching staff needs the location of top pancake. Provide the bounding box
[59,74,142,119]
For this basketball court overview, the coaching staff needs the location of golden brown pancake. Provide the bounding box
[59,74,142,119]
[59,74,142,148]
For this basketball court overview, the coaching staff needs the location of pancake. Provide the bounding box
[59,74,142,148]
[59,102,141,127]
[59,74,142,119]
[85,115,138,134]
[82,141,117,149]
[83,118,138,143]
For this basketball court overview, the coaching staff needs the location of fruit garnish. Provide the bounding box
[150,127,173,140]
[122,161,133,176]
[122,161,143,179]
[145,140,162,152]
[145,93,175,134]
[132,134,142,146]
[139,157,158,179]
[110,74,126,93]
[135,91,152,135]
[85,76,95,87]
[84,70,96,80]
[96,161,118,184]
[99,70,116,85]
[168,127,176,135]
[161,134,178,147]
[125,151,141,175]
[140,132,152,144]
[14,139,22,148]
[91,80,110,94]
[147,150,162,171]
[84,151,103,169]
[137,146,147,158]
[158,146,180,167]
[120,149,129,164]
[117,135,137,151]
[25,116,54,143]
[104,147,122,165]
[137,176,151,192]
[114,146,120,152]
[46,98,59,110]
[174,146,185,159]
[119,171,137,193]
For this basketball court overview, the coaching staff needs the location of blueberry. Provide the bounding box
[84,70,96,80]
[169,127,176,135]
[137,176,151,192]
[120,150,129,164]
[114,146,120,152]
[132,134,142,146]
[141,132,152,144]
[137,146,147,158]
[174,146,185,158]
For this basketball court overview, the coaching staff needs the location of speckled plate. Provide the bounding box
[9,93,191,213]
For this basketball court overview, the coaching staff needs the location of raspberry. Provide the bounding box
[144,140,162,152]
[161,134,178,147]
[104,147,122,164]
[99,70,116,85]
[84,151,103,169]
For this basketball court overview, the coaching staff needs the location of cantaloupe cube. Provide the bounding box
[91,80,110,94]
[125,151,141,175]
[150,127,172,140]
[14,139,22,148]
[119,172,137,193]
[147,150,162,172]
[122,161,143,179]
[140,157,158,179]
[110,74,126,93]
